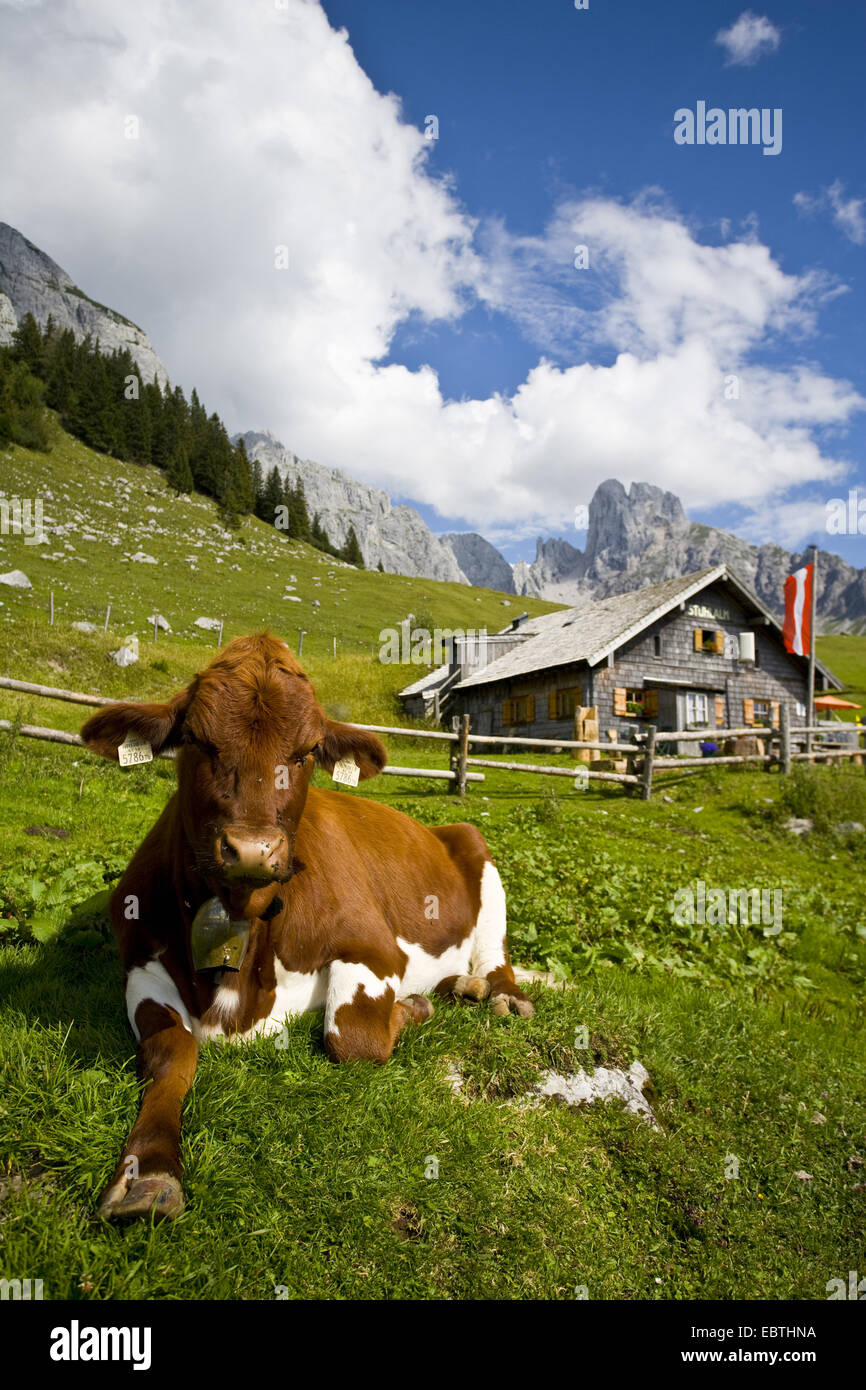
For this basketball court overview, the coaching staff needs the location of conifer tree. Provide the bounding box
[167,443,194,493]
[340,524,365,568]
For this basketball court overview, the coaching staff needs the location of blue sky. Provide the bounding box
[2,0,864,568]
[321,0,866,559]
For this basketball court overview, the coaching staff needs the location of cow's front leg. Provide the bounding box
[324,958,432,1063]
[99,992,198,1221]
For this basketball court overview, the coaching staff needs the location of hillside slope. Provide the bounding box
[0,426,559,675]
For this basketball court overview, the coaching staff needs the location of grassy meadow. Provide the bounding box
[0,427,864,1301]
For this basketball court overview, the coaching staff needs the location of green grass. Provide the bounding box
[0,734,864,1300]
[816,634,866,720]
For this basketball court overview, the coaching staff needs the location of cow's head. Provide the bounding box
[81,633,386,920]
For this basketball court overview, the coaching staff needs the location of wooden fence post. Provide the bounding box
[457,713,470,797]
[780,702,791,776]
[103,603,111,634]
[641,724,656,801]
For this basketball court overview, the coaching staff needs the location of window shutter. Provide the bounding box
[643,689,659,718]
[613,687,627,716]
[502,698,514,724]
[525,695,535,723]
[693,628,703,652]
[714,694,725,725]
[743,698,755,726]
[771,700,780,727]
[714,631,725,654]
[548,691,559,719]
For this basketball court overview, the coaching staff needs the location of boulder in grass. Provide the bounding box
[111,636,139,667]
[130,552,157,564]
[534,1061,660,1129]
[72,621,100,634]
[194,617,222,631]
[0,569,31,588]
[147,613,172,632]
[785,817,813,836]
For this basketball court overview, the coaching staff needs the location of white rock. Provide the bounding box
[130,551,157,564]
[283,595,302,602]
[786,817,813,836]
[111,636,139,667]
[534,1061,659,1128]
[194,617,222,631]
[0,569,31,588]
[72,621,100,634]
[147,613,172,632]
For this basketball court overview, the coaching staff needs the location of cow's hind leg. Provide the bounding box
[470,862,534,1018]
[324,960,432,1063]
[99,970,199,1221]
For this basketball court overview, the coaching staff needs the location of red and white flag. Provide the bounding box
[782,563,813,656]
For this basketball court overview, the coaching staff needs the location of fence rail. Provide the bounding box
[1,675,861,799]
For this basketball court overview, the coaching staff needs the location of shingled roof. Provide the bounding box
[455,566,841,690]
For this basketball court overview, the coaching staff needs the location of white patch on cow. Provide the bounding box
[211,982,241,1018]
[253,961,328,1038]
[395,936,471,995]
[125,959,195,1040]
[470,861,508,977]
[198,962,327,1043]
[325,960,399,1039]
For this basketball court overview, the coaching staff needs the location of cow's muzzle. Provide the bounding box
[216,826,290,882]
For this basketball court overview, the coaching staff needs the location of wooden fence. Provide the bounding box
[0,676,861,800]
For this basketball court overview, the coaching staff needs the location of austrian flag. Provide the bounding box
[782,564,814,657]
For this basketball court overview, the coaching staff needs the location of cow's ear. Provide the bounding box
[80,688,192,761]
[315,720,387,780]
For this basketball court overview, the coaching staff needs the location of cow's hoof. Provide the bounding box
[453,975,491,1002]
[491,992,535,1018]
[399,994,435,1023]
[98,1173,184,1222]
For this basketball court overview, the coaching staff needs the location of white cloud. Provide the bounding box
[794,182,866,246]
[0,0,860,553]
[734,498,832,549]
[714,11,781,66]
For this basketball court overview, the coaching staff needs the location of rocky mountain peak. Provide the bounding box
[585,478,687,575]
[236,431,468,584]
[0,221,168,386]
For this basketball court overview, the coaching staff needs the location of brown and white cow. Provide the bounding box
[81,633,533,1221]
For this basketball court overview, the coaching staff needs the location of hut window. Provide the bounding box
[694,628,725,654]
[686,692,711,727]
[503,695,535,726]
[752,699,772,727]
[548,686,582,719]
[653,634,662,658]
[618,687,651,718]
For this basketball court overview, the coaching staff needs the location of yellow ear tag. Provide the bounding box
[118,732,153,767]
[332,756,360,787]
